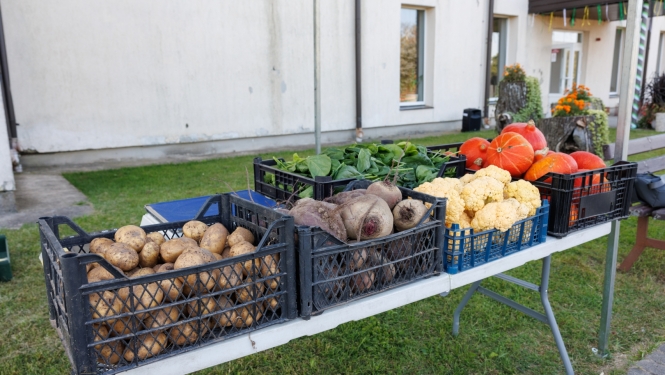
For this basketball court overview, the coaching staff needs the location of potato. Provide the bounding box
[199,223,229,254]
[120,282,164,319]
[220,246,232,259]
[236,277,265,303]
[183,220,208,243]
[227,227,254,247]
[234,305,263,328]
[182,247,215,264]
[89,290,123,323]
[229,242,260,276]
[174,252,218,294]
[179,236,198,247]
[88,266,116,283]
[265,297,280,311]
[155,264,183,301]
[130,267,156,278]
[208,294,237,329]
[143,305,180,330]
[94,325,124,365]
[160,238,188,263]
[152,264,163,272]
[109,316,139,336]
[106,242,139,271]
[90,238,114,258]
[216,263,243,290]
[350,270,375,294]
[146,232,166,246]
[260,254,280,290]
[139,241,161,268]
[114,225,147,252]
[123,332,167,362]
[212,253,224,261]
[186,297,218,318]
[168,320,207,346]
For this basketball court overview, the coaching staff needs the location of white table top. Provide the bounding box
[122,215,611,375]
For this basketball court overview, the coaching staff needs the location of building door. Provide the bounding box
[549,31,583,107]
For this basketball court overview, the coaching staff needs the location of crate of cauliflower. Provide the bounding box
[39,194,297,374]
[414,165,549,274]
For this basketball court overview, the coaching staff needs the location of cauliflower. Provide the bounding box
[471,200,519,232]
[503,180,542,216]
[504,198,530,221]
[414,178,465,225]
[459,176,504,213]
[459,165,512,187]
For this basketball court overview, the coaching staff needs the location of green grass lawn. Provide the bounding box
[1,128,664,375]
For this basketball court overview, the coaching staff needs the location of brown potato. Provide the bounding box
[120,283,165,319]
[174,252,218,294]
[123,332,167,362]
[260,254,280,290]
[199,223,229,254]
[168,320,207,346]
[227,227,254,247]
[186,297,218,318]
[229,242,259,276]
[89,291,123,323]
[234,304,263,328]
[183,220,208,243]
[155,264,183,302]
[156,263,175,272]
[143,305,181,330]
[90,238,114,258]
[94,326,124,365]
[114,225,147,252]
[109,316,140,336]
[146,232,166,246]
[350,270,375,294]
[216,263,243,290]
[160,238,188,263]
[88,266,116,283]
[179,236,198,247]
[220,246,232,259]
[265,297,280,311]
[212,253,224,261]
[130,267,156,278]
[236,277,265,303]
[208,294,237,329]
[139,241,161,268]
[106,242,139,271]
[182,247,215,264]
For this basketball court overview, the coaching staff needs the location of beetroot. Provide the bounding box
[366,181,402,209]
[288,198,347,242]
[323,189,367,205]
[392,199,429,232]
[337,194,393,240]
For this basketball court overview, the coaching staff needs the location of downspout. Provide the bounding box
[355,0,363,142]
[483,0,495,126]
[0,4,17,144]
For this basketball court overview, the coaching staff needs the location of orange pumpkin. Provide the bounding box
[569,151,606,170]
[534,150,554,162]
[524,152,578,182]
[459,137,490,171]
[501,120,548,153]
[485,133,534,177]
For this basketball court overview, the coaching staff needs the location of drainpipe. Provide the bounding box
[0,4,20,172]
[355,0,363,142]
[483,0,495,125]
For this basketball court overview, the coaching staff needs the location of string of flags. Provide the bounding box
[542,2,656,30]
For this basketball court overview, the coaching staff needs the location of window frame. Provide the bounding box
[610,28,625,96]
[489,17,508,103]
[400,6,427,108]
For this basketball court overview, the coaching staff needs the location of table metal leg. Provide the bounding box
[452,280,482,336]
[452,255,574,374]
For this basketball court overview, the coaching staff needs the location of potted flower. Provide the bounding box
[537,83,610,158]
[638,74,665,132]
[494,63,543,132]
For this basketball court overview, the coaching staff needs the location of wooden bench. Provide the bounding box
[604,133,665,271]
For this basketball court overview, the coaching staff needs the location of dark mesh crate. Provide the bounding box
[530,161,637,238]
[253,157,355,202]
[296,187,446,318]
[444,201,549,274]
[39,194,296,374]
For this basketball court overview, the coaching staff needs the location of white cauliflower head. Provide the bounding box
[414,178,465,225]
[459,176,504,213]
[458,165,512,188]
[503,180,542,216]
[470,200,521,233]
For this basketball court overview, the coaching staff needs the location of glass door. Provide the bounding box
[549,31,583,107]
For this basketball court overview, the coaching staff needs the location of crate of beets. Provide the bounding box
[39,194,297,375]
[427,141,637,238]
[293,180,447,318]
[253,141,466,202]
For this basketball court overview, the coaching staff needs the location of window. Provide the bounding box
[657,33,665,75]
[400,8,425,106]
[610,28,625,94]
[490,18,507,99]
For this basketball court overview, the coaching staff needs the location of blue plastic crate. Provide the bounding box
[444,201,549,274]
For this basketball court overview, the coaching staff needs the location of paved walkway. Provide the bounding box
[628,345,665,374]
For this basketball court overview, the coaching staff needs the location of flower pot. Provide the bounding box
[653,112,665,132]
[536,112,608,157]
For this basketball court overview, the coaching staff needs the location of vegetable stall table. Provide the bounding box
[136,197,612,375]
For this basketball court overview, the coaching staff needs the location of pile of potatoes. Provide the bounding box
[86,220,281,365]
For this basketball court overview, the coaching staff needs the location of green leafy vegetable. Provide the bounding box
[306,154,332,178]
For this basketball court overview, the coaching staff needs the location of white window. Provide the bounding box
[610,28,625,95]
[400,7,425,106]
[490,18,508,100]
[657,32,665,75]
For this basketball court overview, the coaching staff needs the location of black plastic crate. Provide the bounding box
[444,201,549,274]
[296,186,446,318]
[39,194,296,375]
[530,161,637,238]
[253,157,356,202]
